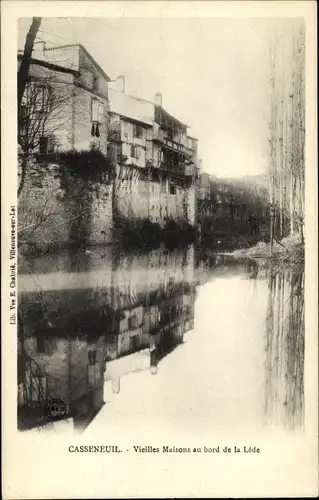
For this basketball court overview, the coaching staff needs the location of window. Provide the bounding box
[169,184,176,195]
[19,105,29,137]
[98,103,104,123]
[128,315,138,330]
[133,124,143,139]
[32,85,50,113]
[91,99,104,124]
[91,98,99,122]
[39,136,48,154]
[131,145,140,159]
[82,70,94,89]
[88,363,100,386]
[36,335,45,354]
[93,75,99,92]
[130,335,140,350]
[88,350,97,365]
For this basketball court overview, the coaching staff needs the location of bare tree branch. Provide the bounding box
[17,17,41,116]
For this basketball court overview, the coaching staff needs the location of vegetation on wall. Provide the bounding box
[113,215,196,250]
[18,151,113,255]
[197,175,270,249]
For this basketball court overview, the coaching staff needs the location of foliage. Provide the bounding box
[197,176,270,249]
[18,153,113,256]
[113,215,196,250]
[231,234,304,268]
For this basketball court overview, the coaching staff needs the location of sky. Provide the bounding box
[18,17,278,178]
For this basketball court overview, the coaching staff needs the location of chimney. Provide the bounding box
[154,92,163,107]
[117,75,125,93]
[33,40,46,57]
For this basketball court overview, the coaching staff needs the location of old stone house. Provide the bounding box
[108,89,198,228]
[21,43,110,154]
[18,44,114,249]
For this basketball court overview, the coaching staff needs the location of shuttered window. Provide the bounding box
[131,145,140,159]
[91,99,104,124]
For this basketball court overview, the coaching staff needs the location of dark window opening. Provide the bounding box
[169,184,176,195]
[133,124,143,139]
[93,76,99,92]
[128,315,139,330]
[131,145,139,159]
[36,335,45,354]
[130,335,140,350]
[39,137,48,154]
[88,350,97,365]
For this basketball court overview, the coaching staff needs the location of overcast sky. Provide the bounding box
[19,17,280,178]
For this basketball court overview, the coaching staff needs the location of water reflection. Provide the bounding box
[18,246,305,433]
[18,246,196,431]
[264,268,305,430]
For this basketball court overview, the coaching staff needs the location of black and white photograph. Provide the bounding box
[1,1,318,498]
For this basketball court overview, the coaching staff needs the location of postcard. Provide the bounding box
[1,1,318,498]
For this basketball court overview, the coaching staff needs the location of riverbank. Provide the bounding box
[226,235,304,269]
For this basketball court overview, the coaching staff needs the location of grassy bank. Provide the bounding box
[229,234,304,268]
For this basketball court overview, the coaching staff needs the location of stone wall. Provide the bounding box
[18,161,113,255]
[114,168,195,227]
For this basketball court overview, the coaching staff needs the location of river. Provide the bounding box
[17,244,304,433]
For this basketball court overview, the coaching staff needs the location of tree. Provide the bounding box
[267,20,305,246]
[18,72,75,197]
[18,17,41,121]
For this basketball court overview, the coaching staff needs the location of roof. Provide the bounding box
[43,43,111,82]
[109,88,189,129]
[109,89,154,126]
[155,104,189,129]
[17,53,80,76]
[110,112,153,128]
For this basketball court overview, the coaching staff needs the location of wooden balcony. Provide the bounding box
[152,128,165,143]
[153,129,186,153]
[163,137,186,153]
[159,161,186,175]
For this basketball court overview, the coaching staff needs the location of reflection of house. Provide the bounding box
[108,89,197,227]
[103,278,196,388]
[18,332,106,431]
[18,245,196,430]
[17,285,114,431]
[117,306,147,355]
[108,248,196,363]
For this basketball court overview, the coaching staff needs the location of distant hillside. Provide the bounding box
[215,173,269,188]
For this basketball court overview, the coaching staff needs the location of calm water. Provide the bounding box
[17,245,304,433]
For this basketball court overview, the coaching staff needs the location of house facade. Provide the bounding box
[21,43,110,155]
[108,89,198,228]
[18,44,114,247]
[18,42,201,249]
